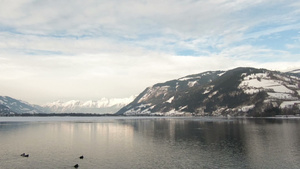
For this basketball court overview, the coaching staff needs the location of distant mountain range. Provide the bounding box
[42,97,135,114]
[116,67,300,117]
[0,96,135,115]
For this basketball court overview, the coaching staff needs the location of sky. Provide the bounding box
[0,0,299,105]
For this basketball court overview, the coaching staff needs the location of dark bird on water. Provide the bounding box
[20,153,29,157]
[79,155,84,159]
[74,164,79,168]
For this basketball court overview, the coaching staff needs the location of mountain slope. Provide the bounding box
[116,67,300,117]
[116,70,224,115]
[0,96,44,115]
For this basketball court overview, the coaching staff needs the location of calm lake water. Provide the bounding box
[0,116,300,169]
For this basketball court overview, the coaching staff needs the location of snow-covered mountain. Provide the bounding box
[116,67,300,117]
[0,96,43,115]
[0,95,135,115]
[42,96,135,114]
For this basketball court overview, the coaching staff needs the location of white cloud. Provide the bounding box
[0,0,299,104]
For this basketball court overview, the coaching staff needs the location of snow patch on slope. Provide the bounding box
[165,109,188,116]
[267,93,297,100]
[218,72,225,76]
[239,73,294,94]
[187,81,197,87]
[238,105,255,112]
[124,104,152,115]
[166,96,174,103]
[280,101,300,108]
[179,76,201,81]
[208,91,218,98]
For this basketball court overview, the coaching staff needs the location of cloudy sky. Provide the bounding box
[0,0,299,105]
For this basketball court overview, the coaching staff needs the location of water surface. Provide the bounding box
[0,116,299,169]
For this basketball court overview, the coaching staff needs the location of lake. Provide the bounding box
[0,116,300,169]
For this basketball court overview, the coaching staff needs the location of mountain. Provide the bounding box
[116,67,300,117]
[42,96,135,114]
[0,96,44,115]
[0,95,135,115]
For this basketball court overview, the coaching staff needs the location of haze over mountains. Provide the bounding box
[1,67,300,117]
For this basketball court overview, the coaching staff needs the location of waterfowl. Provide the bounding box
[74,164,79,168]
[79,155,84,159]
[20,153,29,157]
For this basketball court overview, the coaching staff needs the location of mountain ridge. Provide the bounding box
[116,67,300,117]
[0,96,44,115]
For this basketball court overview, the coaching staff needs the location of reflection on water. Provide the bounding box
[0,117,300,169]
